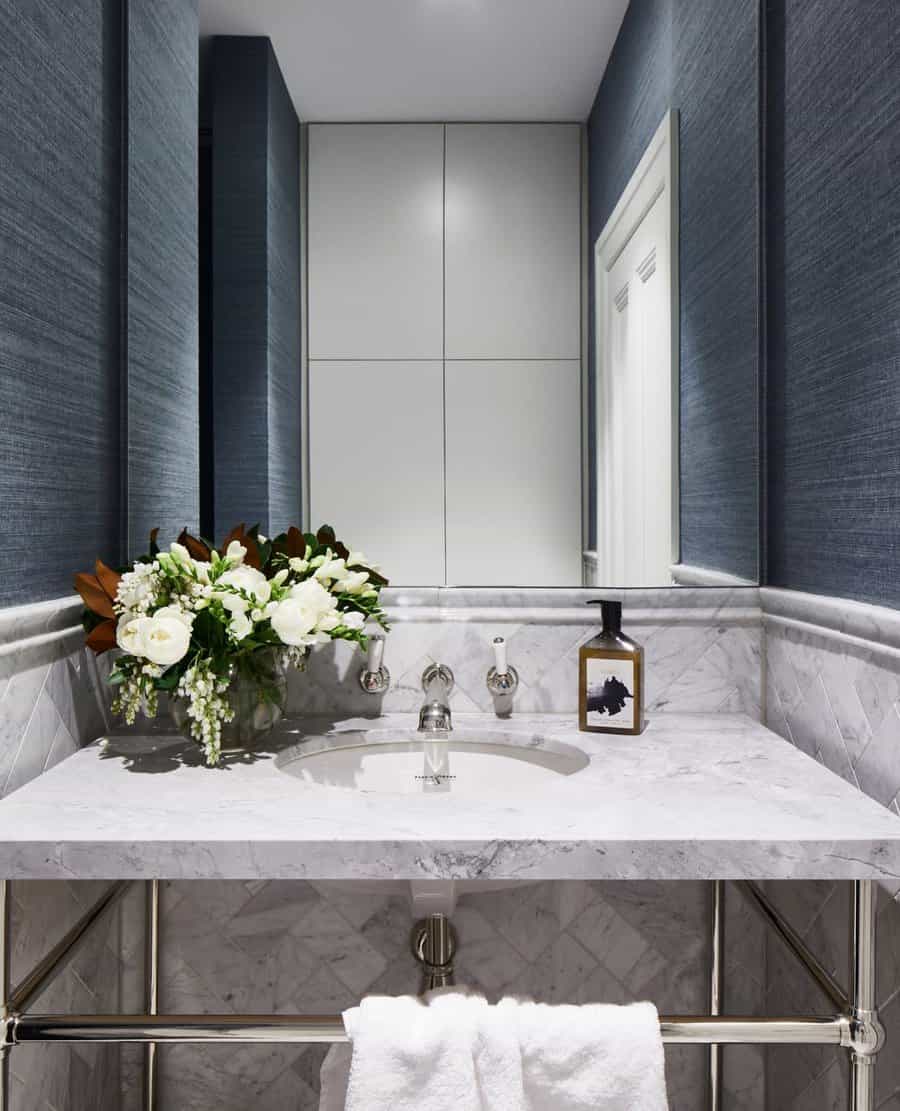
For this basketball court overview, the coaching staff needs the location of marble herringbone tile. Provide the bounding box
[153,879,756,1111]
[289,618,762,719]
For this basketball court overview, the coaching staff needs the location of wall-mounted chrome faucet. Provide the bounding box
[418,663,454,733]
[486,636,519,697]
[358,633,390,694]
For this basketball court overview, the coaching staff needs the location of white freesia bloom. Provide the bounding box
[288,557,309,574]
[272,568,289,586]
[270,578,338,647]
[346,551,381,572]
[154,604,194,628]
[316,612,340,632]
[313,555,347,583]
[334,570,369,595]
[193,561,212,583]
[140,615,191,667]
[168,542,191,564]
[214,566,271,614]
[229,612,253,641]
[341,610,366,631]
[225,540,246,565]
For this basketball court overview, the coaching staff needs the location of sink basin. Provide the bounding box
[275,728,589,798]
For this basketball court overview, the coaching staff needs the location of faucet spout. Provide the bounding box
[418,663,454,733]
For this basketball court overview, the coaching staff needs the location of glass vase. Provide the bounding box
[172,647,289,756]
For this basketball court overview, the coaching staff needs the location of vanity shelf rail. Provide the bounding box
[7,1011,855,1047]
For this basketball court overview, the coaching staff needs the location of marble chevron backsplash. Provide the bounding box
[291,586,763,719]
[763,588,900,830]
[0,597,109,802]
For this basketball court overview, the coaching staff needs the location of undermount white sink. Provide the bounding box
[275,728,589,798]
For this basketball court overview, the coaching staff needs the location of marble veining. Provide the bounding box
[0,713,897,881]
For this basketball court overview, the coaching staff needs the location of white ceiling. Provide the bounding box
[199,0,631,122]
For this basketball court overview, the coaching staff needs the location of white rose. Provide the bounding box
[116,616,146,655]
[154,604,194,629]
[270,598,324,646]
[271,578,338,647]
[342,610,366,631]
[140,615,191,667]
[214,566,271,614]
[229,612,253,641]
[334,570,369,595]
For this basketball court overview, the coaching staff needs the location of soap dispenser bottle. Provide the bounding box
[578,599,643,735]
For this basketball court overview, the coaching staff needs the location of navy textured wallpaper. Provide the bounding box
[126,0,199,556]
[0,1,122,603]
[766,0,900,607]
[210,37,302,538]
[587,0,760,582]
[0,0,199,605]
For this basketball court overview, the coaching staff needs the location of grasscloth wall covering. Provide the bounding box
[126,0,200,555]
[587,0,760,581]
[0,0,200,603]
[210,37,302,538]
[766,0,900,607]
[0,0,122,605]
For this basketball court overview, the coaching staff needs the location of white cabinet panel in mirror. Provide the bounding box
[444,123,581,360]
[446,361,582,586]
[309,361,445,585]
[307,124,444,360]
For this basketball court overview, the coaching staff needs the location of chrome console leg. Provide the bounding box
[144,880,160,1111]
[850,880,882,1111]
[0,880,9,1111]
[709,880,725,1111]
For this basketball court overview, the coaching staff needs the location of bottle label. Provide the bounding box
[583,655,637,731]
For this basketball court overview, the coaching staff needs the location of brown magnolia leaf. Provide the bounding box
[74,573,115,619]
[85,618,117,654]
[178,529,212,562]
[285,525,306,557]
[242,534,262,570]
[219,524,246,555]
[316,524,336,547]
[334,540,350,560]
[94,559,121,603]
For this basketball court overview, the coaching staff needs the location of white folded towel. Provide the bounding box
[318,990,668,1111]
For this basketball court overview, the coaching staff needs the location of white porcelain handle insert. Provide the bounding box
[367,634,385,673]
[492,636,508,677]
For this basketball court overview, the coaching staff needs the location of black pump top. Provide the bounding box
[588,598,622,634]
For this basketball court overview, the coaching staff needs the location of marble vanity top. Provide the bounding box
[0,713,898,884]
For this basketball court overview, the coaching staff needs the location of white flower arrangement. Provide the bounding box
[75,524,388,765]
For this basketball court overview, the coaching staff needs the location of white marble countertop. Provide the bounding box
[0,713,899,884]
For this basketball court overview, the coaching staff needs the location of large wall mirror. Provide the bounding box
[200,0,761,590]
